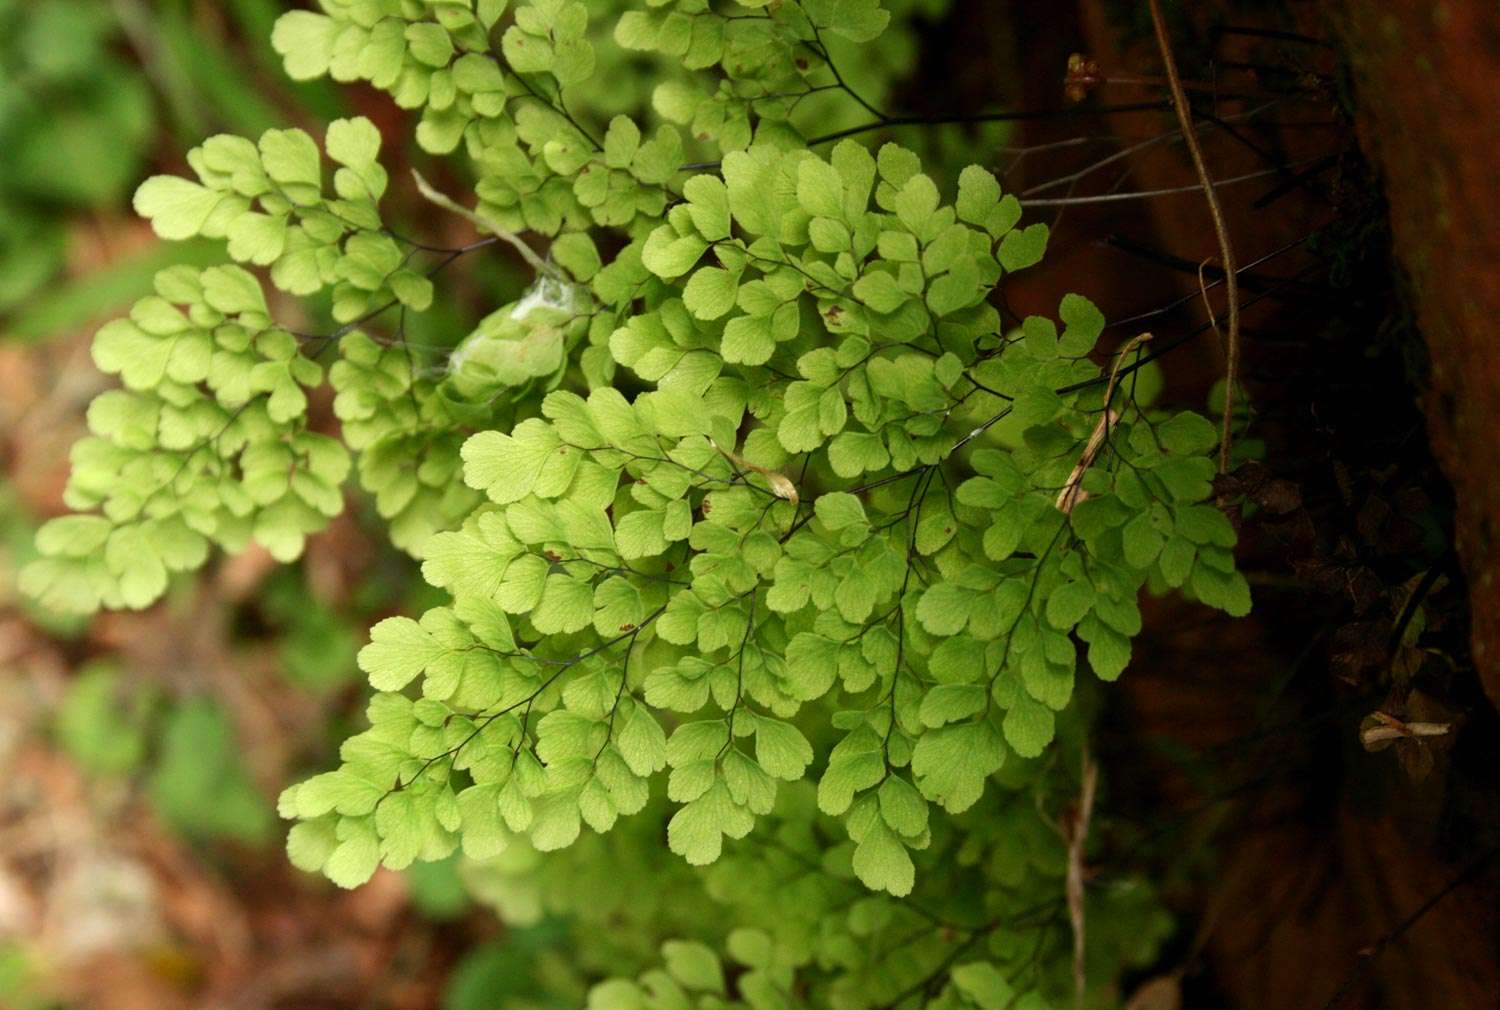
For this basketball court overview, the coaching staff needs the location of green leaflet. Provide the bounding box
[132,118,425,322]
[276,124,1247,901]
[32,2,1247,1005]
[23,264,346,612]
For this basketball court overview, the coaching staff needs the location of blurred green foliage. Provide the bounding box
[405,853,472,920]
[443,922,581,1010]
[0,0,151,203]
[259,570,363,691]
[53,666,274,843]
[148,697,276,843]
[54,662,156,777]
[0,0,153,314]
[0,942,62,1010]
[0,0,345,340]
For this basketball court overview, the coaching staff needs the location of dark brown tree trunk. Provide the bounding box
[1335,0,1500,710]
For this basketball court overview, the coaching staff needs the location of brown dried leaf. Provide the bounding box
[712,439,799,506]
[1123,975,1182,1010]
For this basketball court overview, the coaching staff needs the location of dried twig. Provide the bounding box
[1146,0,1240,474]
[1066,749,1100,1010]
[712,439,800,505]
[411,169,560,279]
[1056,409,1118,514]
[1058,333,1152,513]
[1017,160,1314,207]
[1359,712,1452,749]
[1196,259,1226,353]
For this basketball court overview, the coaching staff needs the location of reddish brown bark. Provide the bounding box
[1032,5,1500,1006]
[1336,1,1500,708]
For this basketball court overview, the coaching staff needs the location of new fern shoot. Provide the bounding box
[23,1,1250,1007]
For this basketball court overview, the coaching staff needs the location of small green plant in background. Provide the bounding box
[0,0,153,314]
[53,663,156,778]
[0,0,347,342]
[24,2,1250,1006]
[54,664,273,844]
[149,697,276,844]
[0,941,61,1010]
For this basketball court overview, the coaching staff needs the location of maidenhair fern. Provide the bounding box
[25,1,1249,1006]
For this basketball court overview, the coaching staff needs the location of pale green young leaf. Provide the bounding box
[753,717,813,781]
[998,223,1049,272]
[851,819,914,896]
[911,720,1004,813]
[133,177,225,241]
[1002,698,1054,757]
[271,10,337,80]
[683,267,738,320]
[358,616,443,691]
[405,23,454,68]
[259,128,322,193]
[325,117,382,169]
